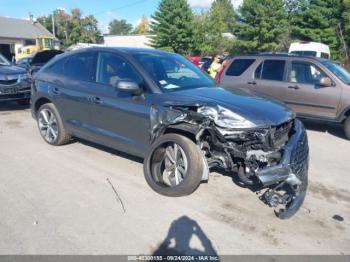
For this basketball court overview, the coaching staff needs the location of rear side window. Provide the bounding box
[226,59,255,76]
[64,52,97,82]
[255,60,286,81]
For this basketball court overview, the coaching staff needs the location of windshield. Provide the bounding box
[321,60,350,85]
[0,54,10,66]
[133,52,214,92]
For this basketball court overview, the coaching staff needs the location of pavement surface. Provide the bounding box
[0,102,349,255]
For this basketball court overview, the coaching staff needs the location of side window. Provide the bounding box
[321,52,330,59]
[289,61,327,85]
[256,60,286,81]
[226,59,255,76]
[96,53,142,86]
[64,53,97,82]
[43,57,66,76]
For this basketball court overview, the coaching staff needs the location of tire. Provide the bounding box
[143,134,204,197]
[344,116,350,140]
[37,103,71,146]
[16,99,30,106]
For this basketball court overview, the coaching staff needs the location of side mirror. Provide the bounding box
[319,77,332,87]
[115,80,143,95]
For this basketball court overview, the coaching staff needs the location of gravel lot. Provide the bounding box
[0,102,349,255]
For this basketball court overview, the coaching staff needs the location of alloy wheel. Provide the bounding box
[38,108,58,143]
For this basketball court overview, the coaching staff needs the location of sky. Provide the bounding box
[0,0,243,33]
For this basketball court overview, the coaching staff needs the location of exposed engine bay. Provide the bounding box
[150,104,309,219]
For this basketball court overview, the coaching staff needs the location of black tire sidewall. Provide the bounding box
[344,117,350,140]
[144,134,204,197]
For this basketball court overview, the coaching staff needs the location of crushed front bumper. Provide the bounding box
[256,119,309,187]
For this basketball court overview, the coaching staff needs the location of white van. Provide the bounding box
[289,42,331,59]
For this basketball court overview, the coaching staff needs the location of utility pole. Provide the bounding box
[52,11,56,37]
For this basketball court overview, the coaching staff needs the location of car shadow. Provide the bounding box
[0,101,30,111]
[75,138,144,164]
[300,119,346,140]
[152,216,218,256]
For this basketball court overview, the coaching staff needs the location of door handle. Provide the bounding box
[288,85,300,90]
[52,87,61,95]
[92,97,103,104]
[248,81,257,85]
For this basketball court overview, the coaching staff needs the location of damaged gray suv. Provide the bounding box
[31,48,309,219]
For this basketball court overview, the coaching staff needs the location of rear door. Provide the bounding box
[220,57,256,89]
[285,59,341,119]
[52,52,98,139]
[251,59,289,102]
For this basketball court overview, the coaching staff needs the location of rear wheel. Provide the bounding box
[37,103,71,146]
[143,134,204,197]
[344,116,350,140]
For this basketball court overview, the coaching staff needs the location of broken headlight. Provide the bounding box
[198,106,257,129]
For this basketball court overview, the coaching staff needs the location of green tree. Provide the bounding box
[150,0,194,54]
[210,0,237,33]
[343,0,350,42]
[37,8,100,47]
[292,0,343,60]
[234,0,288,53]
[192,13,211,55]
[204,0,237,54]
[108,19,133,35]
[67,9,100,45]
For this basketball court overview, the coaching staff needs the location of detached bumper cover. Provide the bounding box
[256,120,309,186]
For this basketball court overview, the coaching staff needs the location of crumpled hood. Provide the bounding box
[0,65,26,75]
[158,87,295,127]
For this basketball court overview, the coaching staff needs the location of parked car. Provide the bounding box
[289,41,331,59]
[219,54,350,140]
[16,57,33,69]
[187,56,201,67]
[17,50,64,76]
[31,48,309,219]
[0,53,31,105]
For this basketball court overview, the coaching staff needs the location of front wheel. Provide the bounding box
[37,103,71,146]
[344,116,350,140]
[143,134,204,197]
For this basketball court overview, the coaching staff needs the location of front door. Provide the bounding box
[89,52,152,157]
[285,60,341,119]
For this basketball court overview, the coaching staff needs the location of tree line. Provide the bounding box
[37,9,149,48]
[37,0,350,65]
[150,0,350,65]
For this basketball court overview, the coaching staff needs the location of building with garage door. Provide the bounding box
[0,16,56,61]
